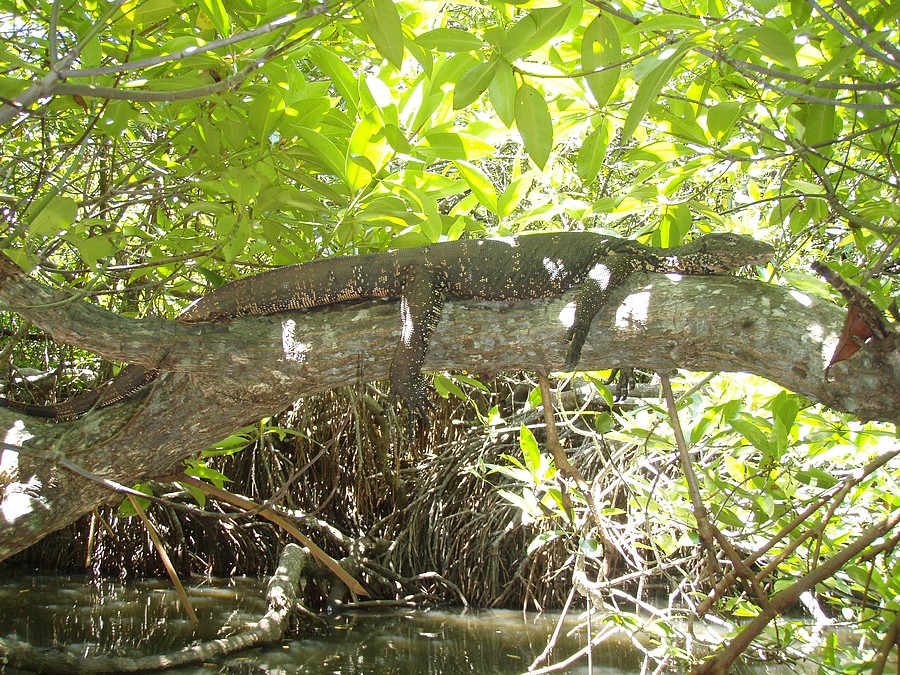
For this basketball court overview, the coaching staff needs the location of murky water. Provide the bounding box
[0,574,640,673]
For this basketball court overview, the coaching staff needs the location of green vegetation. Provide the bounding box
[0,0,898,672]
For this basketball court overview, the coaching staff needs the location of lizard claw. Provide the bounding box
[562,328,587,372]
[606,367,634,400]
[389,377,434,441]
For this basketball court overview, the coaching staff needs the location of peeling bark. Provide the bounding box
[1,263,897,561]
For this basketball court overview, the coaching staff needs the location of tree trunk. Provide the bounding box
[1,255,897,560]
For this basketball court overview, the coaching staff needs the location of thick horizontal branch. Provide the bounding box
[0,253,180,365]
[1,271,897,424]
[0,273,897,560]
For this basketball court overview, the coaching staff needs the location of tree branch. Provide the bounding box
[0,273,897,561]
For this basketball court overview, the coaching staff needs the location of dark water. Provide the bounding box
[0,575,641,673]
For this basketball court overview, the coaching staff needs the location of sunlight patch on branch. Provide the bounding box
[615,291,651,328]
[281,319,310,362]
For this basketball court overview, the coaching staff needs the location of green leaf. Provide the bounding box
[100,100,138,138]
[63,231,117,267]
[770,392,801,431]
[256,186,322,214]
[520,424,541,474]
[297,128,347,181]
[433,374,467,400]
[433,53,479,90]
[657,204,690,246]
[80,35,103,70]
[0,76,28,102]
[421,131,467,160]
[202,432,255,457]
[745,26,797,70]
[515,83,553,169]
[185,461,231,487]
[27,196,77,236]
[576,119,611,180]
[528,530,565,555]
[622,43,688,142]
[794,468,838,488]
[706,101,743,143]
[421,131,494,160]
[730,417,771,454]
[785,179,826,194]
[779,270,836,300]
[216,215,250,262]
[800,99,837,172]
[417,28,485,53]
[405,36,434,78]
[120,0,178,27]
[769,391,801,457]
[790,0,812,26]
[579,537,602,558]
[248,89,278,142]
[217,167,260,204]
[455,133,496,159]
[453,160,498,212]
[489,60,517,127]
[359,0,404,69]
[501,4,574,61]
[309,46,360,115]
[497,489,539,516]
[383,123,411,154]
[451,373,490,392]
[197,0,230,35]
[498,172,534,218]
[722,454,746,481]
[581,14,620,108]
[453,58,498,109]
[346,111,389,192]
[178,481,207,508]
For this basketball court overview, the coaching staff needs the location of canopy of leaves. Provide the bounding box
[1,0,896,296]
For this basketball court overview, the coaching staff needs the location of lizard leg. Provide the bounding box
[388,267,446,432]
[563,255,633,370]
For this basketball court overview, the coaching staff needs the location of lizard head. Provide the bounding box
[667,233,775,274]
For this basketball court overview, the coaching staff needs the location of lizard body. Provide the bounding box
[0,232,774,423]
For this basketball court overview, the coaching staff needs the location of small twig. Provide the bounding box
[661,375,780,610]
[58,11,313,78]
[179,475,367,597]
[55,76,245,103]
[658,374,720,579]
[870,610,900,675]
[536,374,591,491]
[805,0,900,70]
[698,445,900,615]
[693,508,900,674]
[409,571,469,607]
[527,622,621,674]
[127,495,198,624]
[529,584,577,671]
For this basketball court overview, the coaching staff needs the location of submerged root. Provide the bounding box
[0,543,311,673]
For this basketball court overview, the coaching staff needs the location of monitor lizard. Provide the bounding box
[0,231,774,426]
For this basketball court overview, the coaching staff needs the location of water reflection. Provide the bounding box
[0,574,637,673]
